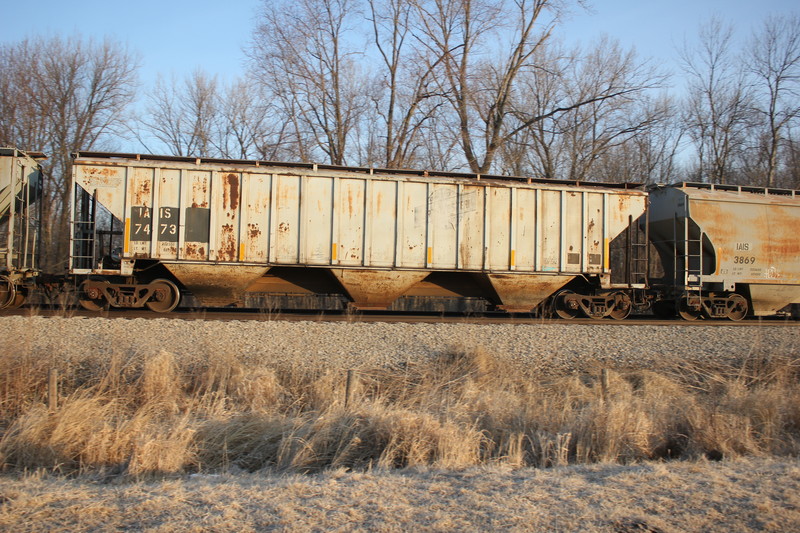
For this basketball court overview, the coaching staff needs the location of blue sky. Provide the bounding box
[3,0,798,88]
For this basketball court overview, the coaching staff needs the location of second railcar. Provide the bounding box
[648,182,800,319]
[70,152,647,315]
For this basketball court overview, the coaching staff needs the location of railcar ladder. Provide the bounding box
[70,186,98,271]
[673,213,703,295]
[629,214,649,285]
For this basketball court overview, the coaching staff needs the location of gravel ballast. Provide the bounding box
[1,316,797,374]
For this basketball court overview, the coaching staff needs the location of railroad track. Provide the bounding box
[3,306,798,326]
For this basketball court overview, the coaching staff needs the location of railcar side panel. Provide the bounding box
[71,154,647,309]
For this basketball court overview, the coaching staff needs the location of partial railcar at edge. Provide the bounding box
[648,182,800,319]
[0,147,44,309]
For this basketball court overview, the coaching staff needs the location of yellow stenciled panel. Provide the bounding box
[304,176,333,264]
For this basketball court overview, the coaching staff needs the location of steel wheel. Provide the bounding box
[0,276,16,309]
[608,291,632,320]
[145,279,180,313]
[78,280,109,311]
[6,290,26,309]
[677,298,702,321]
[553,290,581,319]
[726,294,748,321]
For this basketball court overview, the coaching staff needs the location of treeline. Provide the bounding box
[1,1,799,270]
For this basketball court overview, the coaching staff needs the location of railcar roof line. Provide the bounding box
[71,151,644,190]
[651,181,798,196]
[0,147,47,160]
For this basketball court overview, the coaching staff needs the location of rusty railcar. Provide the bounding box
[648,182,800,319]
[0,148,43,309]
[70,152,648,315]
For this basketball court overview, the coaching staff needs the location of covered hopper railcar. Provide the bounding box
[647,182,800,320]
[69,152,649,316]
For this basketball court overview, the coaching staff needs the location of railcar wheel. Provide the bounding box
[608,291,632,320]
[0,276,16,309]
[553,290,581,319]
[726,294,748,321]
[6,290,26,309]
[677,299,702,321]
[78,280,109,311]
[145,279,180,313]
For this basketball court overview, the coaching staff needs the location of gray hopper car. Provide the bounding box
[69,152,648,317]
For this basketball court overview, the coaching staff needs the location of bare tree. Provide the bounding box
[248,0,370,165]
[410,0,664,176]
[0,36,138,271]
[556,37,668,181]
[746,14,800,187]
[590,96,684,184]
[213,79,283,160]
[680,17,751,184]
[783,126,800,188]
[139,70,218,157]
[411,0,555,173]
[367,0,448,168]
[497,36,667,182]
[506,41,571,179]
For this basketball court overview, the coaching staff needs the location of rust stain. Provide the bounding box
[191,177,209,208]
[276,178,296,204]
[278,222,290,233]
[219,224,237,261]
[133,179,151,205]
[184,243,207,261]
[82,166,120,187]
[347,190,354,216]
[223,173,240,211]
[85,166,117,177]
[248,223,262,240]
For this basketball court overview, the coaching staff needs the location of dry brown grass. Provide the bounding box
[1,335,799,479]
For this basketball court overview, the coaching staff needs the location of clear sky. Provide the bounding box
[3,0,798,89]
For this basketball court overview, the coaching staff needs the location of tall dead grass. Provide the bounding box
[1,336,799,478]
